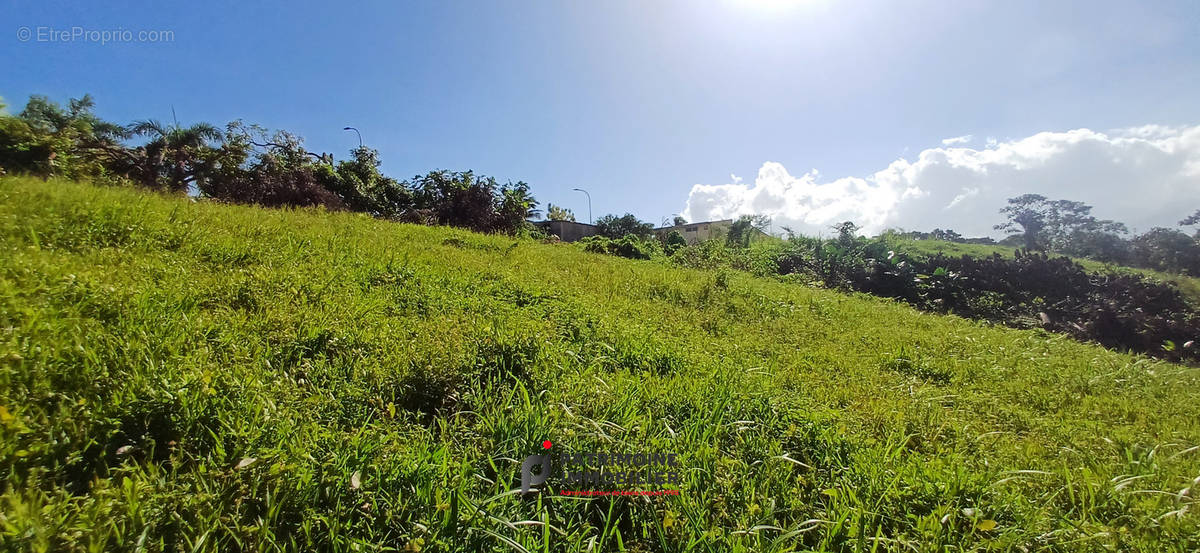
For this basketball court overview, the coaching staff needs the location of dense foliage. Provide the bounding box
[0,95,128,182]
[894,228,998,245]
[898,196,1200,277]
[663,230,687,255]
[772,238,1200,364]
[594,213,654,240]
[725,214,770,248]
[577,234,658,260]
[545,203,576,222]
[0,94,538,235]
[617,228,1200,364]
[995,194,1128,252]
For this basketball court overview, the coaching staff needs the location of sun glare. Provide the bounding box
[735,0,817,12]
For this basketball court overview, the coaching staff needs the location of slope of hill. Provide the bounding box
[890,237,1200,302]
[1,177,1197,552]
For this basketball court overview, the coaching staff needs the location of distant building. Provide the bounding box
[533,220,600,242]
[653,219,733,244]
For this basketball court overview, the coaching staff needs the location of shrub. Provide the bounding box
[0,95,541,236]
[670,239,733,270]
[1129,228,1200,276]
[663,230,687,255]
[769,236,1200,363]
[578,235,656,260]
[594,213,654,240]
[202,159,346,210]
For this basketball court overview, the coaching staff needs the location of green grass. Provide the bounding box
[889,237,1200,302]
[1,176,1197,552]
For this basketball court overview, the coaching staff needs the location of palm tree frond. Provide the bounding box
[127,119,168,137]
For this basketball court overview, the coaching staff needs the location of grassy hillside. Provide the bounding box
[1,177,1197,552]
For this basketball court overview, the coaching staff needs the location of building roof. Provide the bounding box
[652,219,733,232]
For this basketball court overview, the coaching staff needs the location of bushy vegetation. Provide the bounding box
[662,230,687,256]
[660,227,1200,364]
[2,177,1198,551]
[564,212,1200,364]
[892,228,1000,246]
[725,215,771,248]
[0,94,538,235]
[899,194,1200,277]
[577,235,658,260]
[546,204,576,222]
[594,213,654,240]
[788,241,1199,364]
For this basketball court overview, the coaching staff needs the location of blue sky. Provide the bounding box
[5,0,1200,234]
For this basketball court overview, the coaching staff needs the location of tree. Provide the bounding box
[21,95,126,141]
[1047,200,1127,254]
[997,234,1025,247]
[0,94,129,180]
[546,203,576,222]
[406,170,537,234]
[664,230,687,254]
[594,213,653,239]
[996,194,1126,251]
[411,170,498,231]
[496,181,539,234]
[1130,228,1200,275]
[0,112,52,177]
[0,94,553,235]
[831,221,860,246]
[727,214,770,248]
[673,215,688,226]
[1062,230,1130,264]
[335,146,406,216]
[197,122,347,209]
[127,119,222,192]
[929,228,963,242]
[1181,210,1200,238]
[995,194,1050,250]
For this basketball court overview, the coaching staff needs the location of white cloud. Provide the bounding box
[682,124,1200,237]
[730,173,743,184]
[941,134,973,146]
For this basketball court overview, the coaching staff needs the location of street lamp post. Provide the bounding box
[343,126,363,148]
[572,188,592,225]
